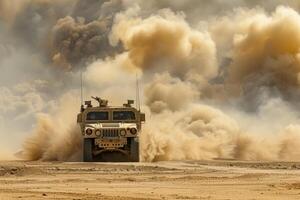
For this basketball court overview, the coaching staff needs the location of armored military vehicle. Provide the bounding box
[77,97,145,162]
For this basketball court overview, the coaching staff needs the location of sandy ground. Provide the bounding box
[0,160,300,200]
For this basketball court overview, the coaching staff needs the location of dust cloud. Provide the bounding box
[141,104,300,162]
[22,93,82,161]
[1,0,300,162]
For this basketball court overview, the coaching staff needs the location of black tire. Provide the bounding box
[130,138,140,162]
[83,138,93,162]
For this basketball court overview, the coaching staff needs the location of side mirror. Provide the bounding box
[77,114,82,123]
[128,100,134,104]
[140,113,145,122]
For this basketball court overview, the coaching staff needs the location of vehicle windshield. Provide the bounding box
[86,111,109,121]
[113,111,135,121]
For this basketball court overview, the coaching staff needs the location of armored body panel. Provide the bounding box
[77,97,145,162]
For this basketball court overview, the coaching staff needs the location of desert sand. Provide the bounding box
[0,160,300,200]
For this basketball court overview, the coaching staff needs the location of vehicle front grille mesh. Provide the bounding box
[102,129,119,138]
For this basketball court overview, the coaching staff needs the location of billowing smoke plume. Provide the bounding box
[110,8,218,85]
[2,0,300,162]
[52,16,111,69]
[51,0,125,69]
[213,7,300,98]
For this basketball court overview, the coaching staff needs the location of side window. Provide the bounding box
[113,111,135,120]
[86,112,109,121]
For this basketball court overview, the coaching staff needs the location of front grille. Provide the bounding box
[102,123,120,128]
[102,129,119,138]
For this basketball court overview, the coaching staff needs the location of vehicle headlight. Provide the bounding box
[120,129,127,137]
[130,128,137,135]
[86,128,93,135]
[95,129,102,137]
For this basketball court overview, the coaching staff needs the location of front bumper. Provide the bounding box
[95,137,127,149]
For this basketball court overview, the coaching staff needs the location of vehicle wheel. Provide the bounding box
[83,138,93,162]
[130,138,140,162]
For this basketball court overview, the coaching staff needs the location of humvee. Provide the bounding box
[77,97,145,162]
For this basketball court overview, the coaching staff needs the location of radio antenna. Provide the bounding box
[136,73,141,111]
[80,68,84,106]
